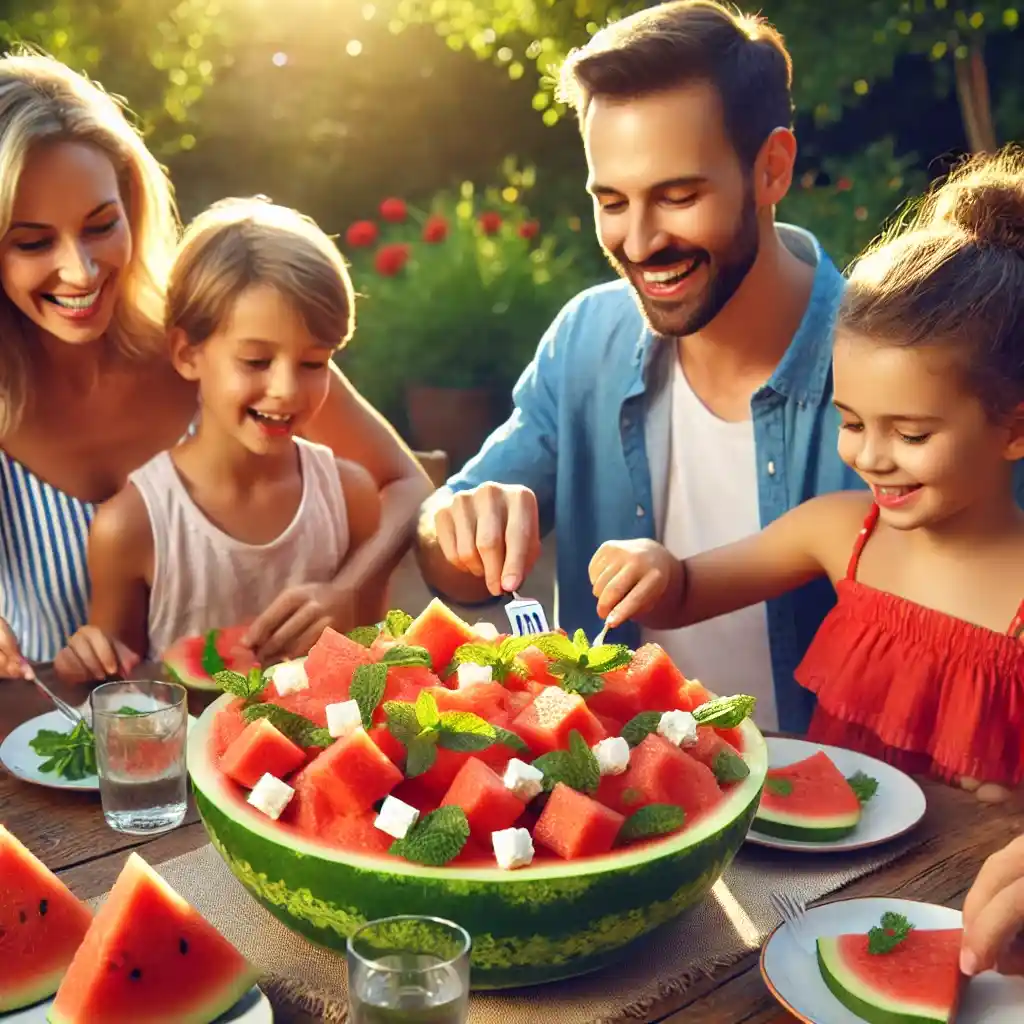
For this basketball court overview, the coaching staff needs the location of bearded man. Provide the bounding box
[414,0,863,732]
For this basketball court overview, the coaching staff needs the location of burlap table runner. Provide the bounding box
[91,830,926,1023]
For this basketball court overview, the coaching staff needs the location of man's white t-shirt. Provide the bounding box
[641,358,779,730]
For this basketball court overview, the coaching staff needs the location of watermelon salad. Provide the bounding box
[816,911,965,1023]
[187,598,770,987]
[754,751,879,842]
[0,825,256,1022]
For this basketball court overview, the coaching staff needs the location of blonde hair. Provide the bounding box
[0,50,179,436]
[166,196,354,350]
[841,145,1024,417]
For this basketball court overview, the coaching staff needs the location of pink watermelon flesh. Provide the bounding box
[49,853,256,1024]
[439,757,526,844]
[0,825,94,1012]
[534,782,625,859]
[295,728,403,816]
[303,627,374,701]
[163,624,258,690]
[817,927,964,1024]
[754,750,863,841]
[688,728,750,786]
[402,598,477,672]
[510,686,607,756]
[220,718,306,790]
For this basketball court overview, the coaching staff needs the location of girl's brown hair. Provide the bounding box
[840,145,1024,417]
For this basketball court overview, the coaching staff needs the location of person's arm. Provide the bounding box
[415,301,566,603]
[334,457,386,624]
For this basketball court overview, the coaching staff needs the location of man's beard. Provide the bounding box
[605,191,760,339]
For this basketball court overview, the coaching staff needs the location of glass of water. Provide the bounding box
[90,679,188,836]
[347,915,471,1024]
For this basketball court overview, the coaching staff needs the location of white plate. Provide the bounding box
[745,737,927,852]
[761,896,1024,1023]
[0,710,197,793]
[4,983,272,1022]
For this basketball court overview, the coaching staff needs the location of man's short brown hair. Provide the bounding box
[557,0,793,168]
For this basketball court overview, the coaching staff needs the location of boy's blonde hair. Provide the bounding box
[0,51,179,436]
[167,196,354,350]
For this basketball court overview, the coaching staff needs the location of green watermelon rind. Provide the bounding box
[752,806,860,842]
[816,936,951,1024]
[188,693,767,989]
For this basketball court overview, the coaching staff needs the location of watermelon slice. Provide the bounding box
[163,625,259,692]
[754,750,875,841]
[49,852,257,1024]
[402,597,477,672]
[0,825,93,1012]
[816,914,964,1023]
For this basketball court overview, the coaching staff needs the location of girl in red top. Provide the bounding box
[589,147,1024,804]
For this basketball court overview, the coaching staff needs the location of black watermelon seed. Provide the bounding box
[129,968,142,980]
[179,938,189,955]
[18,910,26,924]
[39,899,48,916]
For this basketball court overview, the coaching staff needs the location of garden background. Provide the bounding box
[6,0,1021,464]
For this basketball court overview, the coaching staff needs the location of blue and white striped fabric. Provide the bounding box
[0,451,95,662]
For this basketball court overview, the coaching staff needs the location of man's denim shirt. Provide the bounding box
[447,224,1024,732]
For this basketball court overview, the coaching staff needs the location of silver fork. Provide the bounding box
[505,591,550,636]
[770,890,815,955]
[24,663,91,727]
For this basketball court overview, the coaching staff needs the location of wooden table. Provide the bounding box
[4,677,1023,1023]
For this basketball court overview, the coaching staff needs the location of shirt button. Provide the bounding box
[636,505,646,517]
[767,460,776,476]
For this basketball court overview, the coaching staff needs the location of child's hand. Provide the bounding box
[961,833,1024,977]
[244,583,349,664]
[589,539,682,627]
[0,618,31,679]
[54,627,141,684]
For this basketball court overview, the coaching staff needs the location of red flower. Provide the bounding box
[379,197,408,223]
[518,219,540,240]
[345,220,378,248]
[479,211,502,235]
[836,177,853,192]
[374,242,410,277]
[423,215,448,243]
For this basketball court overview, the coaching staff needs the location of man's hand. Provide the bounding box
[961,833,1024,977]
[589,539,682,627]
[432,483,542,596]
[243,583,355,664]
[54,627,141,684]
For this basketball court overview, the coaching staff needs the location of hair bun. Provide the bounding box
[927,149,1024,251]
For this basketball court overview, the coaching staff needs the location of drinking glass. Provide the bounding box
[347,915,471,1023]
[90,679,188,835]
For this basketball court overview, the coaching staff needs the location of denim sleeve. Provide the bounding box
[446,297,576,537]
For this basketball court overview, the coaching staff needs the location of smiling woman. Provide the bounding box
[0,52,431,679]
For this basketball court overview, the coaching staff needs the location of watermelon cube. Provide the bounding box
[624,644,689,711]
[534,783,625,859]
[403,598,477,672]
[585,666,646,722]
[211,698,248,760]
[515,646,559,690]
[303,627,374,701]
[319,811,395,856]
[429,682,507,721]
[220,718,307,790]
[597,734,722,819]
[296,728,403,816]
[368,724,407,766]
[510,686,607,756]
[440,757,527,844]
[687,727,748,785]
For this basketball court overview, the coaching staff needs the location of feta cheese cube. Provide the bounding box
[657,709,698,747]
[456,662,493,688]
[271,658,309,696]
[326,699,363,739]
[247,773,295,820]
[473,621,501,641]
[593,736,631,775]
[374,795,421,840]
[502,758,545,801]
[492,827,534,870]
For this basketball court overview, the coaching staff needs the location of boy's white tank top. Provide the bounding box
[128,437,350,659]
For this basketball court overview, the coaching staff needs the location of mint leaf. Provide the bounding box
[692,694,756,729]
[618,804,686,843]
[116,706,146,716]
[534,729,600,794]
[346,624,381,648]
[383,701,420,744]
[764,776,793,796]
[445,637,532,682]
[711,749,750,784]
[621,711,662,748]
[415,689,440,730]
[31,720,96,780]
[201,629,227,677]
[383,609,413,637]
[380,644,432,669]
[492,726,528,752]
[405,735,439,778]
[868,912,913,954]
[582,644,632,674]
[437,711,495,752]
[213,668,266,702]
[530,633,578,661]
[847,771,879,804]
[532,750,570,792]
[241,703,332,748]
[550,662,605,696]
[350,663,388,729]
[572,628,590,650]
[389,806,469,866]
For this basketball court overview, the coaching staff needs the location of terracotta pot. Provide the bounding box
[405,384,508,472]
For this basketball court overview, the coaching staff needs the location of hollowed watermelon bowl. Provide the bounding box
[187,693,768,990]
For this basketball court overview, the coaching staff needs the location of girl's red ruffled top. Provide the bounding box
[795,503,1024,787]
